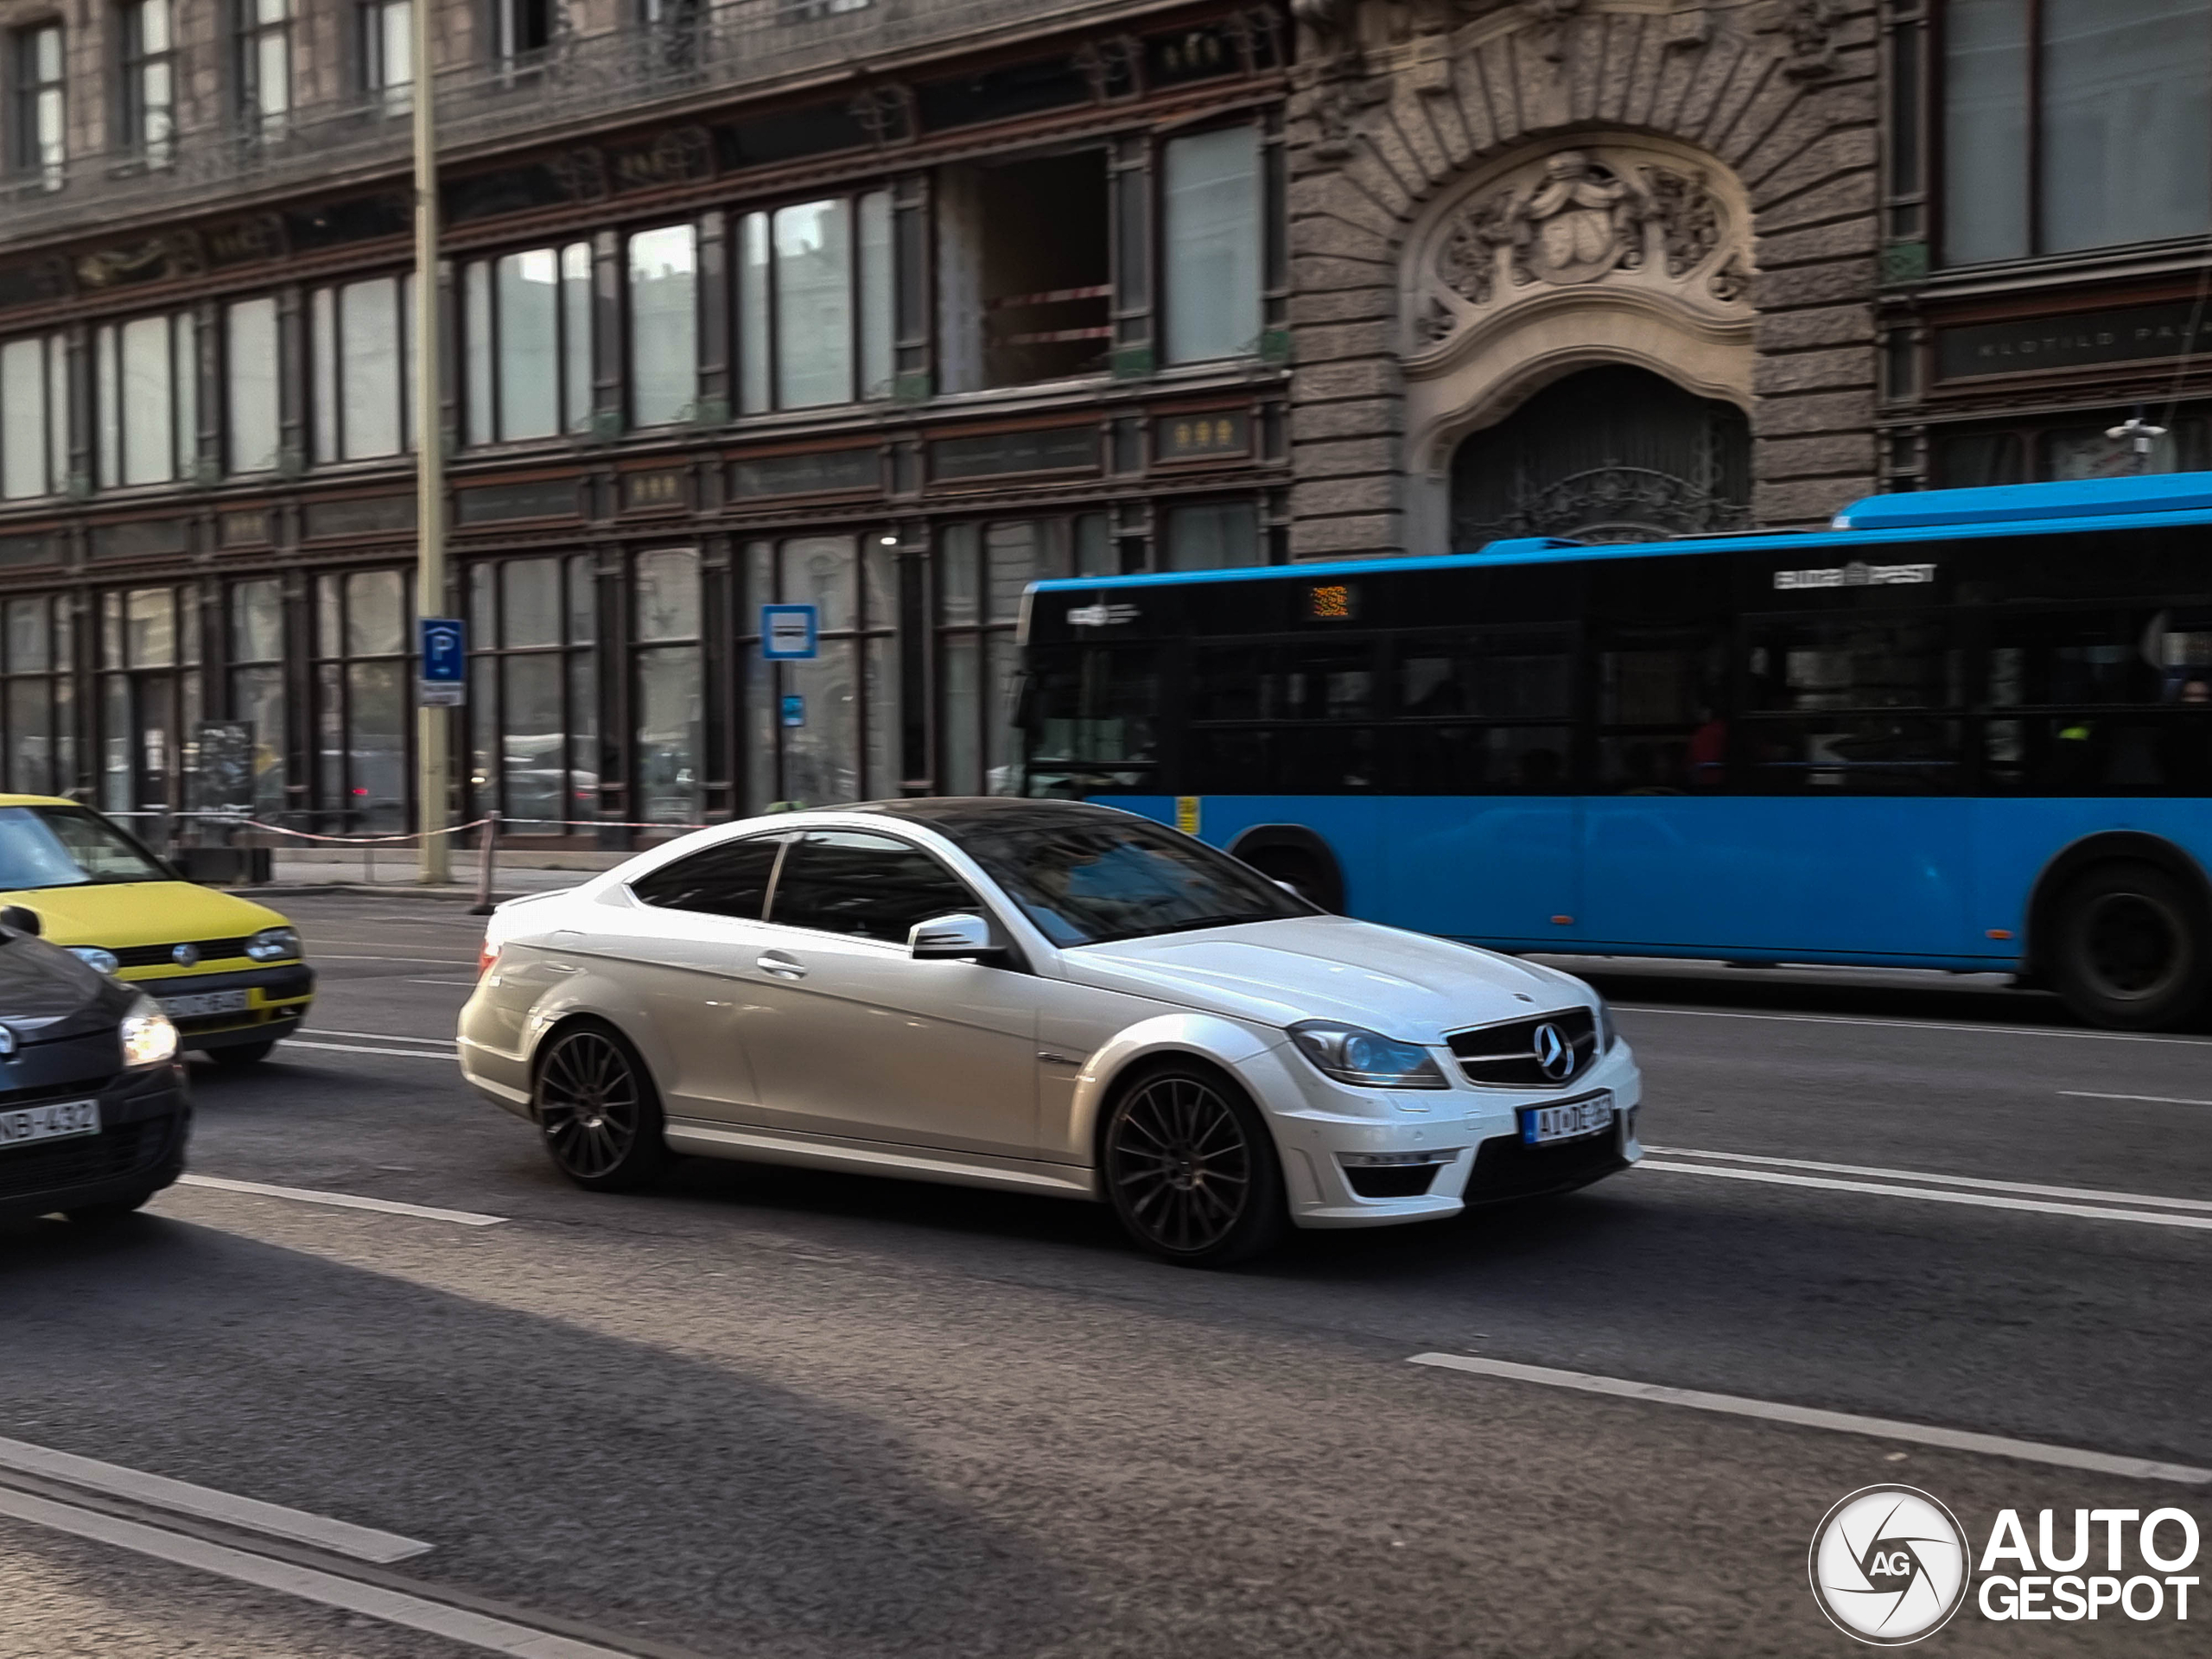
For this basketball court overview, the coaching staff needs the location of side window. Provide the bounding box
[768,830,978,944]
[630,835,783,918]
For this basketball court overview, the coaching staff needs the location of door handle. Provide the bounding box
[756,954,806,980]
[543,962,579,975]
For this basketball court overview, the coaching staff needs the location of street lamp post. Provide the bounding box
[412,0,450,884]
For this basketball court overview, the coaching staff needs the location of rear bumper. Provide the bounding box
[120,962,315,1052]
[0,1063,191,1223]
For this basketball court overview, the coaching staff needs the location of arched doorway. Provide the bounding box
[1449,365,1751,546]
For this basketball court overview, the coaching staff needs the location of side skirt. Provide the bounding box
[664,1119,1102,1201]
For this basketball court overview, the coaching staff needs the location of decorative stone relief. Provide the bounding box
[1756,0,1846,80]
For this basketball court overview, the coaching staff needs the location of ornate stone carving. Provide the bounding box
[1757,0,1845,79]
[1647,166,1721,276]
[1524,0,1584,61]
[1707,251,1751,303]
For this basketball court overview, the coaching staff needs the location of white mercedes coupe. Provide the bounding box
[458,799,1643,1265]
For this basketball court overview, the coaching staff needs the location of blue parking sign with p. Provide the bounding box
[761,604,819,660]
[421,618,467,683]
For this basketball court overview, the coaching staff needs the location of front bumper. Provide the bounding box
[0,1062,191,1223]
[1254,1041,1643,1230]
[118,962,315,1052]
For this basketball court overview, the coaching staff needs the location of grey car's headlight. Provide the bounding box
[1288,1020,1449,1090]
[121,996,180,1067]
[1596,996,1618,1052]
[245,926,302,963]
[69,945,120,976]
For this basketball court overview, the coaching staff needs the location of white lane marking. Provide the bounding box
[2062,1090,2212,1108]
[308,1028,457,1046]
[1614,1003,2212,1048]
[175,1176,504,1227]
[1406,1353,2212,1486]
[1644,1145,2212,1214]
[1636,1160,2212,1232]
[281,1039,455,1062]
[0,1486,642,1659]
[0,1436,428,1563]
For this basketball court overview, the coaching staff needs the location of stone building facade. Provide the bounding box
[1278,0,1882,556]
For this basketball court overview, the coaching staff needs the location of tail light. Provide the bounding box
[477,939,499,978]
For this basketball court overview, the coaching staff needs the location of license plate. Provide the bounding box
[0,1098,99,1149]
[1519,1093,1614,1147]
[160,989,250,1018]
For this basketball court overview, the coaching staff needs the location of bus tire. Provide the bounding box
[2048,861,2212,1031]
[1227,830,1344,913]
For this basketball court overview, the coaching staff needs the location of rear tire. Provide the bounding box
[1101,1062,1286,1267]
[205,1041,276,1068]
[532,1020,671,1192]
[2049,861,2211,1030]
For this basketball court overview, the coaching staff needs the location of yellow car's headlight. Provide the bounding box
[121,996,180,1068]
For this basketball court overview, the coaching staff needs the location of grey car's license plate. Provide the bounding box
[0,1098,99,1149]
[1519,1093,1614,1146]
[160,989,250,1018]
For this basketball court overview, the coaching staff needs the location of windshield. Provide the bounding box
[0,806,170,891]
[952,816,1313,946]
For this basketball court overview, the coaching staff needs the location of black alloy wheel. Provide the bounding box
[2050,861,2210,1031]
[533,1022,670,1192]
[1103,1065,1285,1267]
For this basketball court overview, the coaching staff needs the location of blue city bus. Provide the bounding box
[1015,473,2212,1030]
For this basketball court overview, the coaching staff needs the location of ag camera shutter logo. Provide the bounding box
[1809,1485,1969,1645]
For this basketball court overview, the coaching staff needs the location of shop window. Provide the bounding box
[10,22,64,188]
[467,555,595,835]
[226,298,280,474]
[629,226,697,427]
[1162,126,1262,365]
[1942,0,2212,265]
[634,549,702,824]
[1,594,73,796]
[0,331,67,499]
[465,243,591,444]
[120,0,175,165]
[1161,501,1258,570]
[229,577,287,820]
[938,154,1109,391]
[313,569,410,830]
[93,311,196,488]
[741,535,898,810]
[314,276,417,462]
[1931,414,2212,486]
[98,584,199,817]
[734,192,892,412]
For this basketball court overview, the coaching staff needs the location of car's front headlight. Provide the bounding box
[245,926,302,963]
[1595,996,1618,1052]
[1288,1020,1450,1090]
[68,946,120,976]
[120,996,180,1068]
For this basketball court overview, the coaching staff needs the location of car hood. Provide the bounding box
[0,881,291,955]
[1055,915,1592,1043]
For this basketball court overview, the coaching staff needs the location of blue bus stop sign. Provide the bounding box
[760,604,819,660]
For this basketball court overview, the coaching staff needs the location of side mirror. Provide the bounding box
[0,905,41,936]
[909,912,1003,962]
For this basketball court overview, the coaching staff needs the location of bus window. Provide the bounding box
[1740,613,1964,793]
[1021,645,1159,798]
[1194,640,1376,722]
[1395,628,1572,720]
[1594,629,1726,792]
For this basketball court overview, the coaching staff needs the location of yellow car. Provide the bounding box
[0,794,314,1067]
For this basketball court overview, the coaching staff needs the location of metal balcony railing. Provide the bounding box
[0,0,1145,248]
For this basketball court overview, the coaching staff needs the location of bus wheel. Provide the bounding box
[1237,848,1341,913]
[2049,862,2211,1030]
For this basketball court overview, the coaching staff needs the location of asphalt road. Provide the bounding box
[3,894,2207,1657]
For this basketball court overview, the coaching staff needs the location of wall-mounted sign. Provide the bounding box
[621,469,689,513]
[90,518,190,561]
[1155,410,1250,463]
[730,448,880,499]
[1936,301,2212,381]
[928,426,1099,482]
[761,604,820,660]
[456,480,577,524]
[304,494,415,539]
[219,509,270,548]
[780,694,806,728]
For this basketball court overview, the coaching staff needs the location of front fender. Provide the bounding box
[1065,1011,1287,1175]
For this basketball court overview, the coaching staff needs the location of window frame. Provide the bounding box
[10,21,65,188]
[462,240,593,446]
[732,188,895,415]
[465,553,598,836]
[92,309,198,490]
[234,0,292,136]
[118,0,175,165]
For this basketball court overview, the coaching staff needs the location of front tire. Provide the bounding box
[2049,861,2211,1030]
[532,1021,670,1192]
[1102,1063,1286,1267]
[66,1189,159,1226]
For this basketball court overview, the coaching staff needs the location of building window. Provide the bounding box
[93,312,197,488]
[0,331,68,499]
[741,535,899,810]
[98,584,198,816]
[236,0,291,133]
[313,569,410,830]
[935,517,1107,794]
[360,0,411,111]
[314,275,416,461]
[734,193,894,412]
[119,0,175,165]
[467,555,595,836]
[1931,411,2212,486]
[633,549,701,823]
[1161,500,1259,570]
[1942,0,2212,264]
[938,156,1109,392]
[1,594,74,796]
[1162,126,1262,365]
[496,0,553,67]
[225,298,280,474]
[628,225,697,427]
[229,577,287,819]
[464,244,590,444]
[10,22,65,189]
